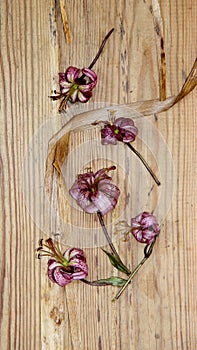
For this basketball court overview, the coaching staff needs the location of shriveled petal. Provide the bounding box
[59,72,75,94]
[94,165,116,181]
[65,66,81,82]
[115,117,138,143]
[48,259,73,286]
[69,88,79,103]
[115,117,136,129]
[77,89,92,102]
[76,191,98,214]
[122,129,138,143]
[69,181,81,201]
[101,125,118,145]
[141,212,158,228]
[72,270,88,280]
[82,68,97,84]
[98,181,120,202]
[64,248,87,262]
[91,189,119,215]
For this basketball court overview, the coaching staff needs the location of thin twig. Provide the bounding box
[126,143,161,186]
[113,239,156,301]
[97,211,122,261]
[88,28,114,70]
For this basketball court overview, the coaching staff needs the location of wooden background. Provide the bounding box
[1,0,196,349]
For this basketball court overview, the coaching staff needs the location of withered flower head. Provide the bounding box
[131,211,160,244]
[115,211,160,244]
[50,28,114,112]
[36,238,88,286]
[101,116,138,145]
[51,66,97,111]
[69,166,120,215]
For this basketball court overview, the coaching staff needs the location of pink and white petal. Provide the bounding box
[52,267,73,286]
[69,181,81,200]
[115,117,135,128]
[123,125,138,135]
[68,248,86,261]
[79,81,97,91]
[75,191,98,213]
[82,68,97,82]
[141,212,157,227]
[91,191,117,215]
[72,270,88,280]
[48,260,72,286]
[101,126,118,145]
[122,130,137,143]
[69,88,79,102]
[59,81,73,94]
[79,197,98,213]
[65,66,81,82]
[77,90,92,102]
[71,260,88,277]
[59,72,66,82]
[98,182,120,201]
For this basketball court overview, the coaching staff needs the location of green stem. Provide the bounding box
[126,143,161,186]
[113,239,156,301]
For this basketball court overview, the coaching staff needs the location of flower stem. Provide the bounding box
[81,279,108,286]
[88,28,114,70]
[113,239,156,301]
[97,211,122,261]
[126,143,161,186]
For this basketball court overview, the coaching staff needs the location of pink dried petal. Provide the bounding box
[101,125,118,145]
[65,248,87,262]
[98,181,120,201]
[101,117,138,144]
[77,90,93,102]
[82,68,97,83]
[131,211,160,244]
[65,66,81,82]
[48,260,73,286]
[69,166,120,215]
[91,189,119,215]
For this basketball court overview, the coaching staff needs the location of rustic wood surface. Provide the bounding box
[1,0,196,349]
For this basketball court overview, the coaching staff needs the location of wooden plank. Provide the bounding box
[0,0,196,349]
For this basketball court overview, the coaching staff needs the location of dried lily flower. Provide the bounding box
[51,67,97,111]
[36,238,88,286]
[113,211,160,300]
[69,165,120,216]
[69,166,127,266]
[131,211,160,244]
[96,113,160,186]
[101,117,138,144]
[50,28,114,112]
[115,211,160,244]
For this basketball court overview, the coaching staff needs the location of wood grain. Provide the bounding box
[0,0,196,349]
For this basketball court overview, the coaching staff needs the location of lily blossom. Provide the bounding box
[51,66,97,111]
[115,211,160,244]
[131,211,160,244]
[101,117,138,145]
[69,166,120,215]
[36,238,88,286]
